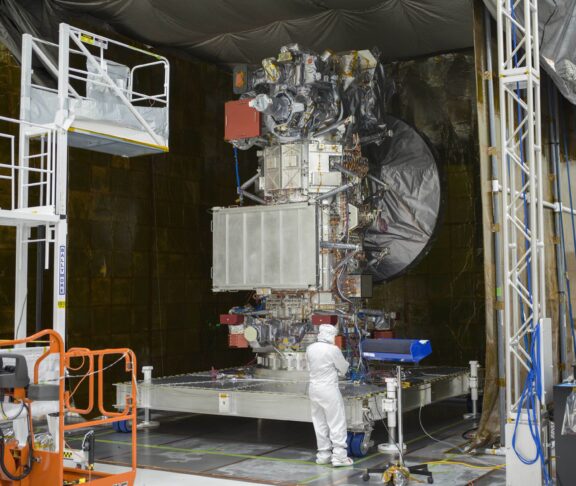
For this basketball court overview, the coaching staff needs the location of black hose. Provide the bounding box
[0,403,34,481]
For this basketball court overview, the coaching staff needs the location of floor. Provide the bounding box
[68,400,506,485]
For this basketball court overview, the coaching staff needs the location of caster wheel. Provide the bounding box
[362,472,370,481]
[113,420,131,433]
[427,477,434,484]
[347,431,353,455]
[351,433,369,457]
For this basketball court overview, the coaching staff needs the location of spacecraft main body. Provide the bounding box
[213,44,441,374]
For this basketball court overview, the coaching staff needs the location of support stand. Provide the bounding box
[366,366,434,484]
[463,360,480,420]
[137,366,159,429]
[377,376,406,454]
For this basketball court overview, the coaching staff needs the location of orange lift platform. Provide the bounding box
[0,329,137,486]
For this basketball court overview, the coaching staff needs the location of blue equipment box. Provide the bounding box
[361,338,432,364]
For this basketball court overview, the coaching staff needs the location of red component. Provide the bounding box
[335,336,345,349]
[224,99,261,140]
[373,330,395,339]
[311,314,338,325]
[228,333,249,348]
[220,314,245,325]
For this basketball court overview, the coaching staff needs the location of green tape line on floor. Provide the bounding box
[94,438,326,467]
[94,416,469,484]
[69,429,117,441]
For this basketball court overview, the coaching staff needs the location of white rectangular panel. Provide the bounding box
[212,203,317,291]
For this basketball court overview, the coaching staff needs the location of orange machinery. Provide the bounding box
[0,329,137,485]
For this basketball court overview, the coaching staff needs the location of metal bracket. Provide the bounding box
[490,179,500,193]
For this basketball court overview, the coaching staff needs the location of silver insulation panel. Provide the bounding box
[212,203,317,291]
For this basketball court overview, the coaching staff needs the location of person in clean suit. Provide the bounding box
[306,324,353,466]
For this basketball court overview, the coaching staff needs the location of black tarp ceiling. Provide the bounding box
[1,0,575,103]
[1,0,475,64]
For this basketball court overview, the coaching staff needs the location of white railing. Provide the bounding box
[0,116,58,213]
[63,25,169,146]
[21,24,170,149]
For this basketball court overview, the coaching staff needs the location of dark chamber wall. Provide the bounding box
[0,43,483,379]
[0,43,253,381]
[371,51,485,366]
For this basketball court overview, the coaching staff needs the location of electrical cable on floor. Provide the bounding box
[418,403,466,454]
[373,395,504,476]
[424,460,505,471]
[417,404,502,468]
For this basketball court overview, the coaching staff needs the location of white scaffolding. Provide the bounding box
[496,0,552,483]
[0,24,169,349]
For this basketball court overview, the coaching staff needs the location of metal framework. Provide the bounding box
[496,0,551,483]
[497,0,545,415]
[0,112,67,345]
[0,23,170,351]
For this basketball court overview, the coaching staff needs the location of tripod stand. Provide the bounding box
[362,366,434,484]
[362,462,434,483]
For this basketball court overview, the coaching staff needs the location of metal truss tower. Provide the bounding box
[496,0,551,484]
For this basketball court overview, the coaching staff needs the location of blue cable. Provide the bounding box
[342,322,352,363]
[509,3,550,482]
[233,146,242,203]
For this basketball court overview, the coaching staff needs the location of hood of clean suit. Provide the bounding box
[317,324,338,345]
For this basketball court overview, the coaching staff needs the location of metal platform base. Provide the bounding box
[69,125,168,157]
[116,366,469,431]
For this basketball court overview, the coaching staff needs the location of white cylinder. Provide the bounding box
[142,366,153,412]
[384,378,398,429]
[385,377,397,395]
[388,415,396,429]
[142,365,153,384]
[469,361,479,400]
